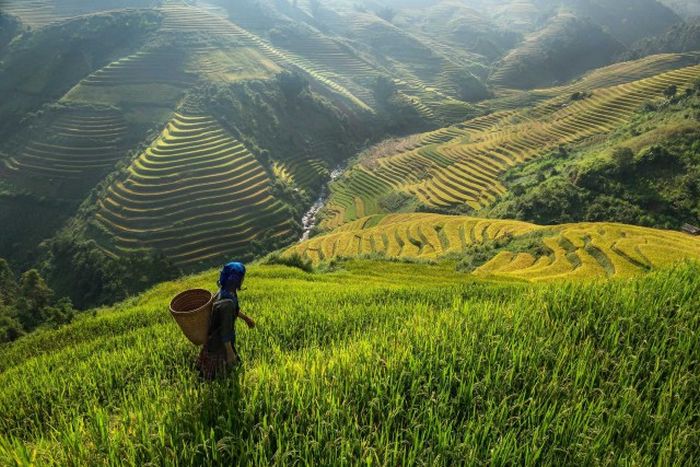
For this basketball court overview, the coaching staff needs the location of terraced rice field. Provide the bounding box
[44,1,472,121]
[0,0,158,29]
[269,29,380,107]
[322,63,700,229]
[1,108,127,196]
[483,52,700,112]
[60,41,197,107]
[495,0,540,32]
[286,213,700,282]
[296,6,477,120]
[0,0,67,28]
[158,4,374,112]
[93,113,294,268]
[75,45,194,88]
[279,154,329,191]
[562,52,700,94]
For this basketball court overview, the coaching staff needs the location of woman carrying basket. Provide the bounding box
[197,261,256,380]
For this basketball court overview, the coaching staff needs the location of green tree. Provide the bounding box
[42,297,75,327]
[373,75,397,103]
[0,307,24,342]
[16,269,53,330]
[277,71,309,101]
[0,258,18,306]
[664,84,677,98]
[612,147,635,170]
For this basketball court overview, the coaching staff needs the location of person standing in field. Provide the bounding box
[197,261,256,380]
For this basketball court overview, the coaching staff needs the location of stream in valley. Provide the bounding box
[300,167,344,241]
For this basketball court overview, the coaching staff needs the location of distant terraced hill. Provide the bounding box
[285,213,700,282]
[0,10,162,136]
[90,113,295,269]
[156,3,375,112]
[220,0,487,122]
[480,52,700,111]
[61,41,194,111]
[0,1,387,281]
[1,107,128,199]
[321,59,700,229]
[0,0,161,29]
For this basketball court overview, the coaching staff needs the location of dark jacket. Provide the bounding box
[204,292,239,354]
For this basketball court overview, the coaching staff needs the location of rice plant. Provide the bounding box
[1,259,699,464]
[287,213,700,281]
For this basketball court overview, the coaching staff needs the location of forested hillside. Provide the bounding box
[486,86,700,228]
[626,19,700,59]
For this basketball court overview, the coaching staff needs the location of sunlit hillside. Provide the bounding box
[321,56,700,229]
[285,213,700,281]
[1,258,699,463]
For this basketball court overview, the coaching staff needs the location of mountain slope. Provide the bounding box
[285,213,700,281]
[565,0,680,45]
[659,0,700,19]
[0,0,162,29]
[626,19,700,59]
[0,1,383,263]
[89,113,296,269]
[0,10,161,137]
[484,88,700,228]
[490,13,625,89]
[321,59,700,229]
[0,0,697,308]
[0,257,698,463]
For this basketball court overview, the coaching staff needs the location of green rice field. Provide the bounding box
[1,259,698,464]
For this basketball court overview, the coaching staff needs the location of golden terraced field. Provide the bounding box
[93,113,294,268]
[322,62,700,229]
[286,213,700,282]
[0,108,128,198]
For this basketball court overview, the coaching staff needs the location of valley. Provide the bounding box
[1,1,698,290]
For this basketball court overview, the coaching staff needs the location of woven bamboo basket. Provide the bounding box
[169,289,214,345]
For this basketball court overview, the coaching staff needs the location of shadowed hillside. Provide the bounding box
[490,13,625,89]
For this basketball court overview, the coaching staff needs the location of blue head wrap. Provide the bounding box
[218,261,246,300]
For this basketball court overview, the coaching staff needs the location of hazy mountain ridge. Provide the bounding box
[490,12,625,89]
[625,19,700,60]
[659,0,700,18]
